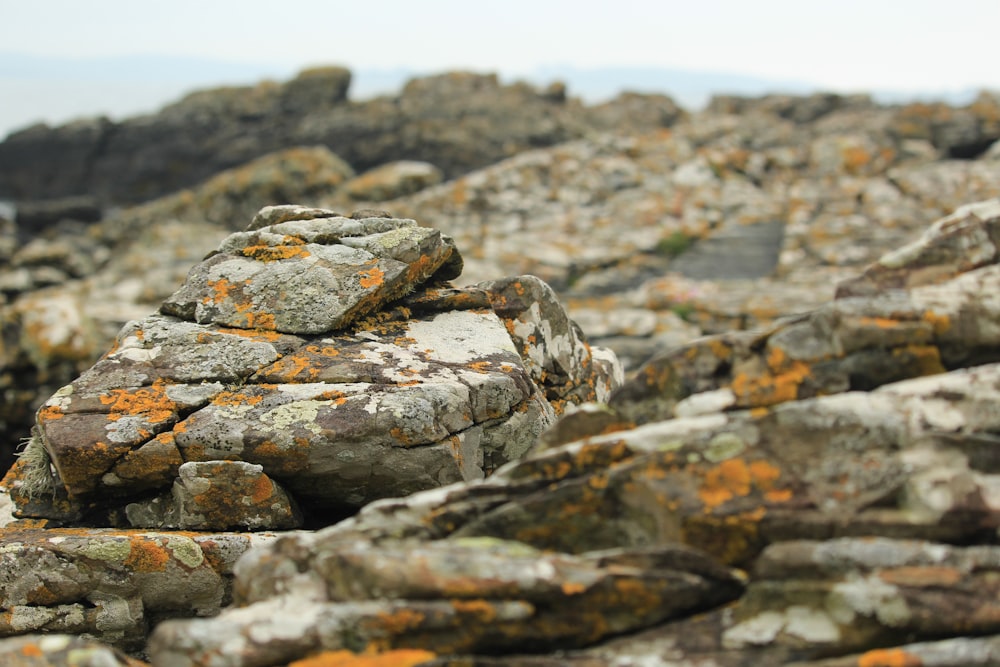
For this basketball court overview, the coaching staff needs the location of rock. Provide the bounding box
[836,197,1000,297]
[0,634,147,667]
[613,201,1000,423]
[889,91,1000,159]
[0,68,680,208]
[147,536,744,665]
[13,195,103,238]
[142,201,1000,665]
[344,161,444,202]
[4,206,620,530]
[705,92,876,123]
[0,525,278,656]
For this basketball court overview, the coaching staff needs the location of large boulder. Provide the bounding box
[2,205,621,530]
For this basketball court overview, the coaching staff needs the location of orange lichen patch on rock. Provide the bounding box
[450,599,499,622]
[699,458,752,510]
[289,649,436,667]
[211,390,265,409]
[123,535,173,572]
[265,351,320,381]
[856,315,907,331]
[730,359,811,407]
[561,581,587,596]
[203,278,243,304]
[232,300,277,330]
[208,326,286,343]
[241,243,311,262]
[359,264,385,289]
[374,608,427,635]
[19,643,45,657]
[856,647,924,667]
[37,403,65,422]
[921,309,951,336]
[842,145,872,174]
[405,253,437,284]
[698,457,788,511]
[878,565,963,587]
[99,379,177,425]
[249,475,275,504]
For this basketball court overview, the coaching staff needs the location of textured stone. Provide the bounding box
[147,536,743,666]
[5,207,619,530]
[0,526,277,655]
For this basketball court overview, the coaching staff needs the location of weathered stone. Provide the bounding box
[344,161,444,202]
[0,634,147,667]
[147,536,744,666]
[0,526,278,655]
[6,207,619,530]
[125,460,300,531]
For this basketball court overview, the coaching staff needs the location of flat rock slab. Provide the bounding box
[161,206,461,334]
[147,536,744,665]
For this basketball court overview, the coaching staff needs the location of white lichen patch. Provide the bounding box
[405,310,519,364]
[674,388,737,418]
[162,535,206,569]
[260,401,324,436]
[827,572,911,627]
[76,538,132,563]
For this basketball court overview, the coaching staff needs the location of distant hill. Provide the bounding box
[0,52,986,140]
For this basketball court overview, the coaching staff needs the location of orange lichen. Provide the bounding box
[38,404,65,422]
[842,145,872,174]
[856,316,904,330]
[289,649,436,667]
[99,380,176,425]
[204,278,242,304]
[922,309,951,336]
[374,608,426,635]
[123,536,172,572]
[450,599,499,622]
[241,243,310,262]
[232,300,276,330]
[699,458,752,510]
[857,647,924,667]
[561,582,587,595]
[359,265,385,289]
[211,390,264,408]
[730,359,811,407]
[250,475,275,504]
[19,643,44,657]
[878,565,962,587]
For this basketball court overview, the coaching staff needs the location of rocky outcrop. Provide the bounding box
[0,204,620,655]
[138,199,1000,666]
[2,205,620,531]
[0,68,684,211]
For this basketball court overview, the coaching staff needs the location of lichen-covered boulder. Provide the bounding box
[2,206,621,530]
[0,527,277,656]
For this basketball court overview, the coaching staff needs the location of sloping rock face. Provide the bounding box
[144,200,1000,666]
[3,205,621,530]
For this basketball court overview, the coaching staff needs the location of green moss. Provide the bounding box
[656,230,695,259]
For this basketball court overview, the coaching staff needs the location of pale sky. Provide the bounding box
[2,0,999,136]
